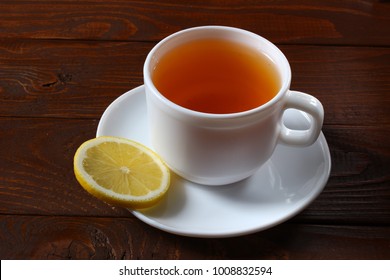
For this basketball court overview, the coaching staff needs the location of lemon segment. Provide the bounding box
[73,136,170,209]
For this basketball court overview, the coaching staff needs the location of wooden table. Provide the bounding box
[1,0,389,260]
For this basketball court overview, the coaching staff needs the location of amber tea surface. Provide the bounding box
[152,38,280,114]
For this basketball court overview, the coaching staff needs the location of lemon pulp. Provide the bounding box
[73,136,170,209]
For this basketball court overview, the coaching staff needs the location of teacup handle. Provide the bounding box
[279,90,324,146]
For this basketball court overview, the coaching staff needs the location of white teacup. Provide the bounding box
[144,26,324,185]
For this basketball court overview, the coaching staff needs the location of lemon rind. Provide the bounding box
[73,136,170,208]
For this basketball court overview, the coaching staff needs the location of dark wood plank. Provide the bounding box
[282,45,390,126]
[0,118,388,225]
[0,40,146,118]
[0,0,389,46]
[0,117,129,217]
[0,0,388,262]
[1,40,389,125]
[0,215,389,259]
[298,126,390,225]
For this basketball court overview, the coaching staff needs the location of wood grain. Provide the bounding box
[1,40,389,124]
[0,0,389,260]
[0,40,146,118]
[297,125,390,225]
[1,215,389,259]
[0,118,388,225]
[0,117,129,217]
[0,0,389,46]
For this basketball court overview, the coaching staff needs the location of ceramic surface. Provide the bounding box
[143,26,324,185]
[97,86,331,237]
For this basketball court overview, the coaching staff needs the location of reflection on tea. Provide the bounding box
[153,38,280,114]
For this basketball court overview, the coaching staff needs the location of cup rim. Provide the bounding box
[144,25,292,119]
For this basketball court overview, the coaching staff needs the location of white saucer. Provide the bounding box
[97,85,331,238]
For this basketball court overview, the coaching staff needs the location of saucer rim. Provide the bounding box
[97,85,331,238]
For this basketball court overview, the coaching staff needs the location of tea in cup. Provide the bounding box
[144,26,324,185]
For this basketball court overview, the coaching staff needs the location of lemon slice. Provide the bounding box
[73,136,170,209]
